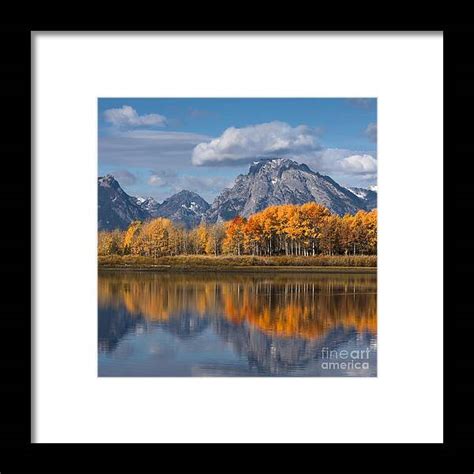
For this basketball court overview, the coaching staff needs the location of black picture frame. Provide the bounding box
[0,23,472,472]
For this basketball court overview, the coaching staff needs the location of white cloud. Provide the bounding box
[192,121,321,166]
[285,147,377,188]
[104,105,167,128]
[148,175,165,186]
[365,122,377,142]
[338,154,377,174]
[148,169,178,186]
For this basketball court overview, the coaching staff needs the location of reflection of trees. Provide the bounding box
[99,271,376,340]
[99,271,377,374]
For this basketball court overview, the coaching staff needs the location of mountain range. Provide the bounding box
[98,158,377,231]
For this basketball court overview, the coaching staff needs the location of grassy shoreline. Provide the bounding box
[98,255,377,273]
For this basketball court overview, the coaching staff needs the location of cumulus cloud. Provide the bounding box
[288,147,377,188]
[104,105,167,129]
[365,122,377,142]
[192,121,321,166]
[99,116,378,197]
[338,154,377,174]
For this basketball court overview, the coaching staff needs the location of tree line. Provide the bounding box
[98,202,377,258]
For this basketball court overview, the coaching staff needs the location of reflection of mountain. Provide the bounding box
[98,271,377,373]
[207,320,373,375]
[98,305,146,353]
[156,311,209,339]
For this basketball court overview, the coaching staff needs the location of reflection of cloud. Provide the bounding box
[104,105,167,128]
[192,121,322,166]
[365,122,377,142]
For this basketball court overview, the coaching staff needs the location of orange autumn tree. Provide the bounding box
[98,202,377,258]
[223,216,247,255]
[133,217,176,258]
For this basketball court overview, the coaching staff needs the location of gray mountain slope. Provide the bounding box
[98,175,211,230]
[205,158,367,223]
[348,187,377,210]
[156,190,210,229]
[98,175,150,231]
[133,196,161,217]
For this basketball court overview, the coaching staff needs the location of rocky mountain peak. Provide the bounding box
[98,175,150,231]
[156,189,210,229]
[205,158,368,223]
[348,187,377,210]
[248,157,312,176]
[134,196,161,217]
[99,159,376,231]
[98,174,120,189]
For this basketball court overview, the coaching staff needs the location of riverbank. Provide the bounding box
[98,255,377,273]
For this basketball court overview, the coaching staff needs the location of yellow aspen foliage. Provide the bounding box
[123,221,142,254]
[98,229,124,256]
[223,216,247,255]
[99,203,377,258]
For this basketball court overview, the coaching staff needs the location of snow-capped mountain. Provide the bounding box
[99,160,376,230]
[98,176,210,230]
[156,190,210,229]
[348,187,377,210]
[98,175,150,231]
[205,158,368,223]
[133,196,161,217]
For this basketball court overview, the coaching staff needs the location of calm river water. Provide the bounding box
[98,270,377,376]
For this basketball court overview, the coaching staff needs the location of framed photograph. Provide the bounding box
[2,24,471,471]
[97,97,378,378]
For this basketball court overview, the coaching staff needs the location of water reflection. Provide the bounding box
[98,271,377,376]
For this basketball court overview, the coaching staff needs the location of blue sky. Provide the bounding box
[98,98,377,202]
